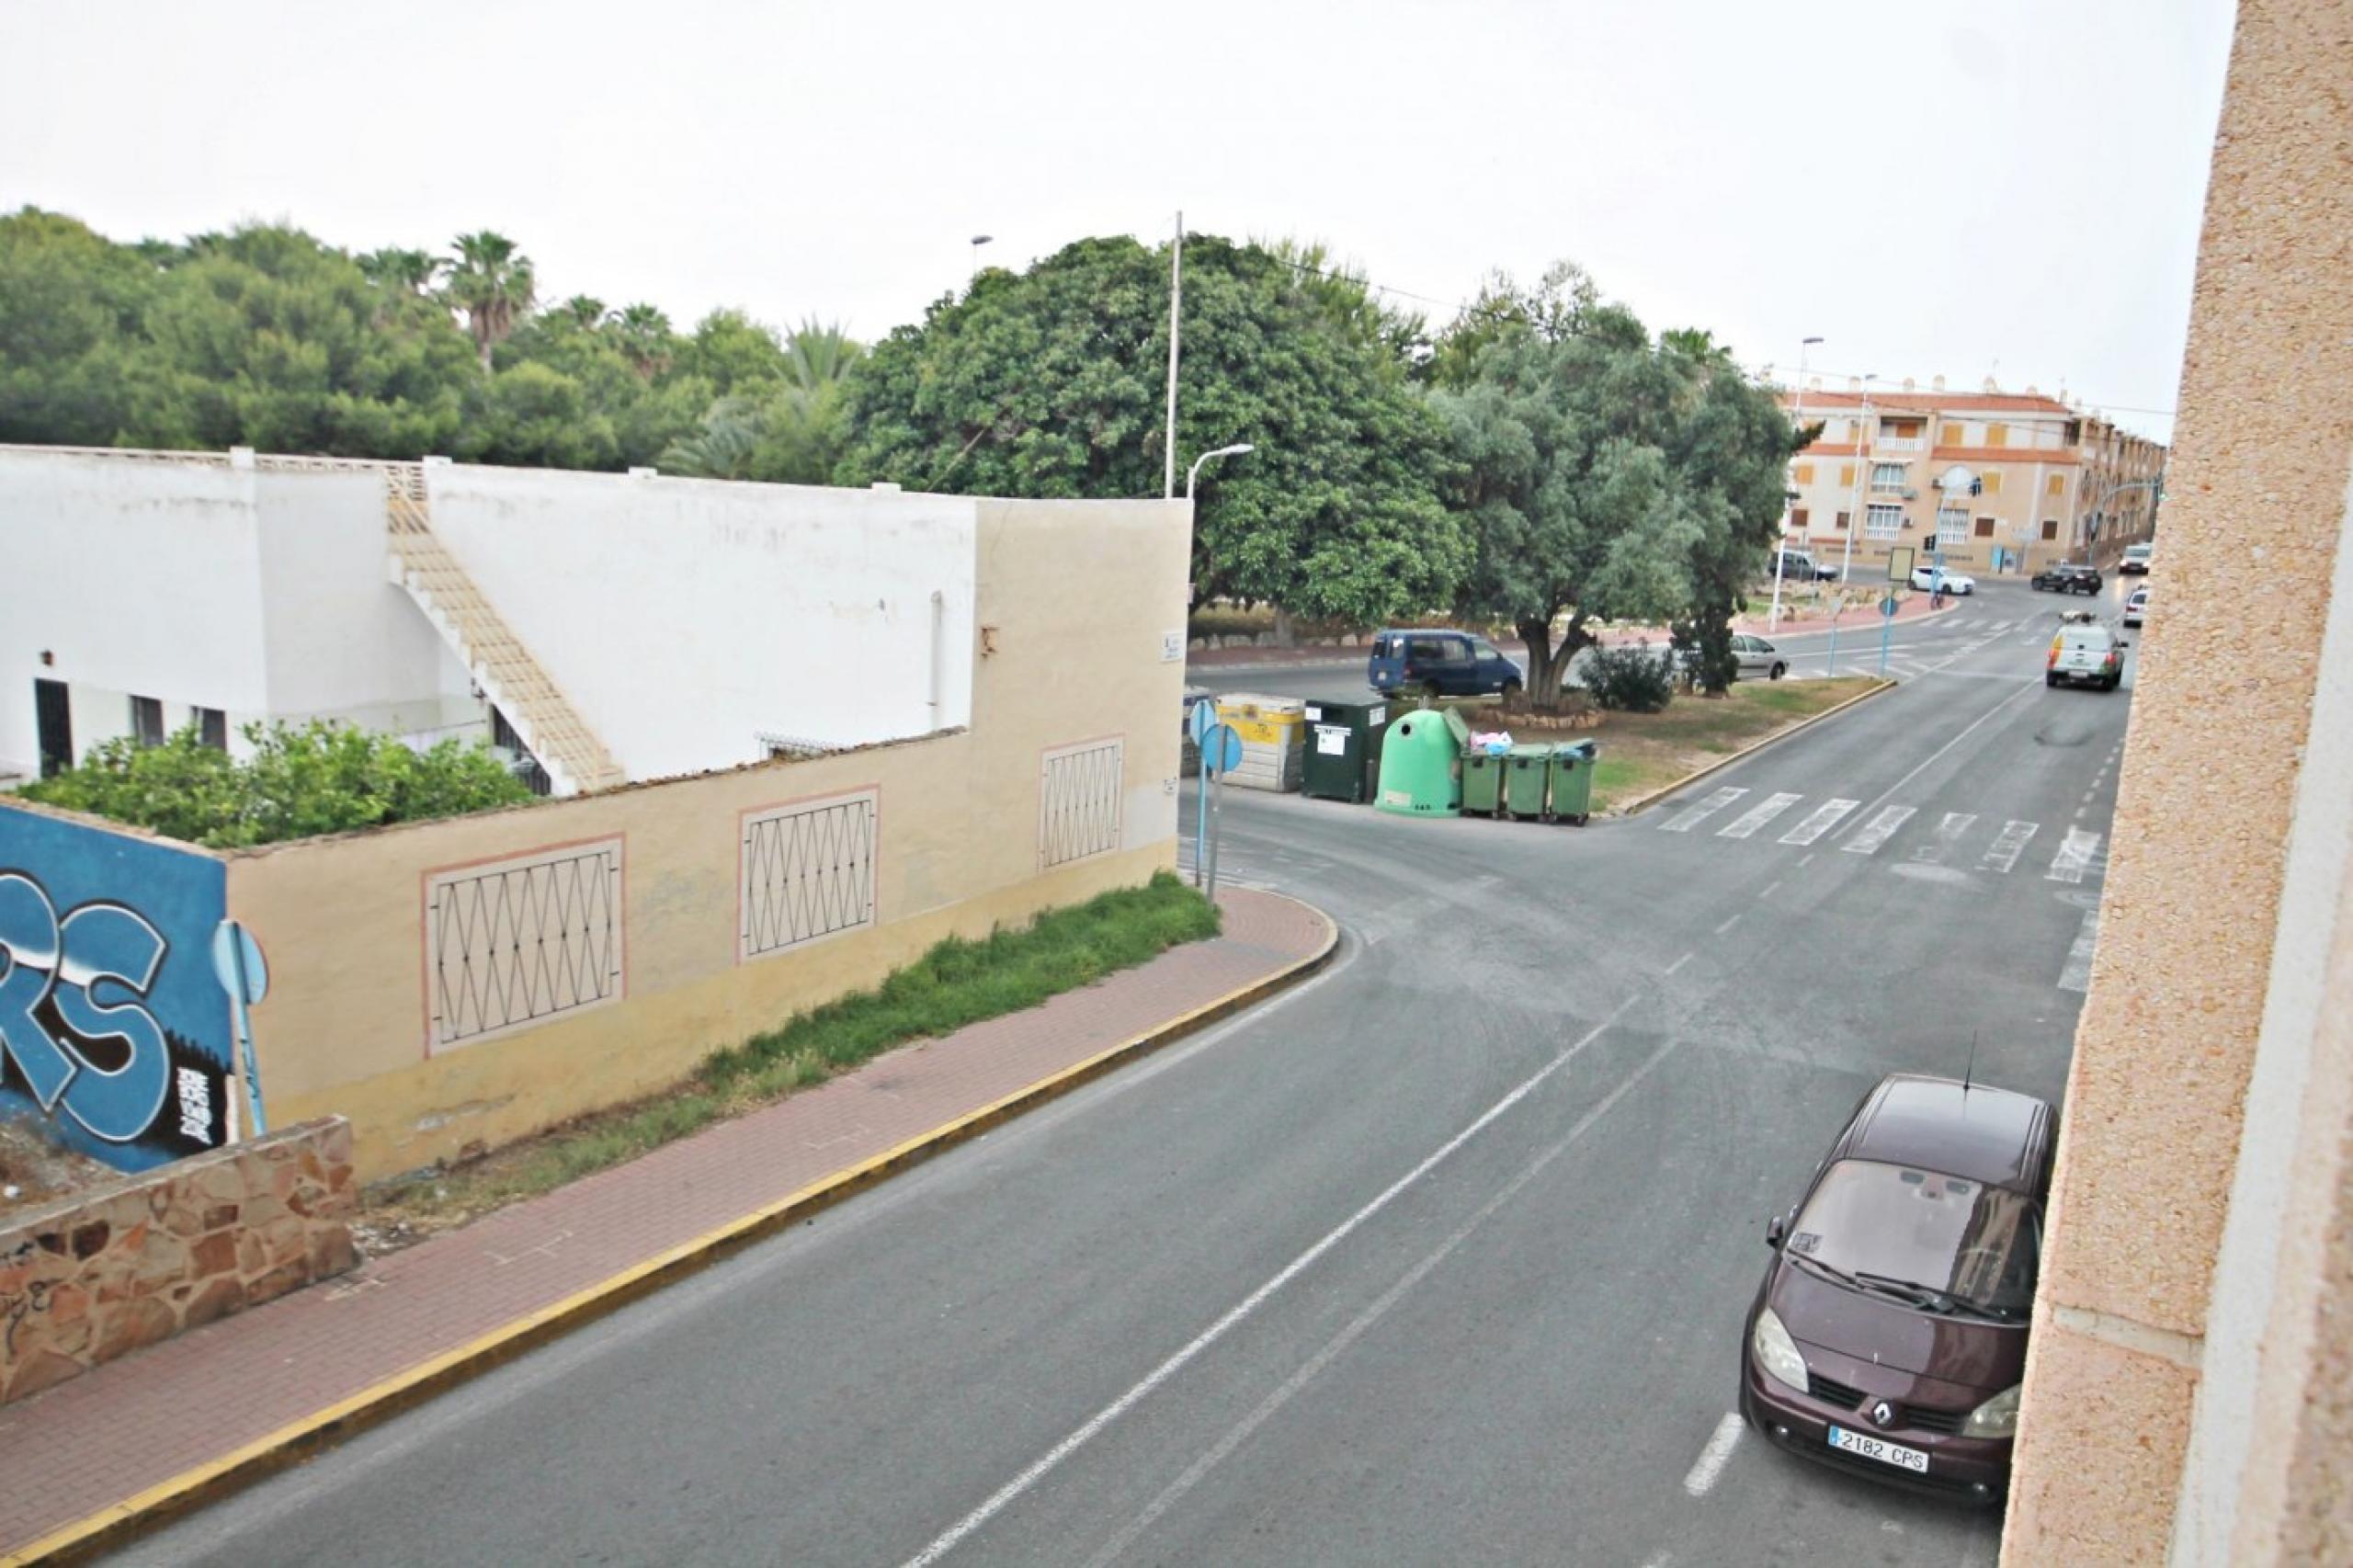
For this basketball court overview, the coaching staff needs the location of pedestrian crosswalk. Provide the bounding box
[1654,784,2105,881]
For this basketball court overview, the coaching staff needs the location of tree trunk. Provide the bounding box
[1518,617,1565,709]
[1271,607,1298,648]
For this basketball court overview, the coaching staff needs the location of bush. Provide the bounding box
[20,721,535,846]
[1584,642,1677,713]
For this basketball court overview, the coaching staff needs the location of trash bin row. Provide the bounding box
[1461,740,1597,824]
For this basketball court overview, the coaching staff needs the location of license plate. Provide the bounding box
[1828,1425,1929,1473]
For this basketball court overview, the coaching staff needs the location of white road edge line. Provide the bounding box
[1664,951,1694,975]
[1714,912,1743,935]
[1683,1412,1746,1497]
[897,993,1644,1568]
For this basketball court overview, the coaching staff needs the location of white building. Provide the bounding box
[0,446,983,794]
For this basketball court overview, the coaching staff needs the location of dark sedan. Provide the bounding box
[2031,562,2102,594]
[1740,1074,2053,1503]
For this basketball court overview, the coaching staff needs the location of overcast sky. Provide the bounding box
[5,0,2234,443]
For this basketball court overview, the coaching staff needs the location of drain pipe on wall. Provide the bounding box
[929,589,946,731]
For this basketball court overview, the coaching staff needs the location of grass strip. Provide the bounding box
[366,871,1220,1235]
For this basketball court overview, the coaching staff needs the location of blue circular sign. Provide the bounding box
[1204,722,1245,776]
[1188,698,1218,748]
[210,919,269,1006]
[1881,595,1899,619]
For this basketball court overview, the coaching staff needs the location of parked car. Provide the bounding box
[2120,542,2154,574]
[1773,549,1841,583]
[2048,620,2129,689]
[1664,633,1790,684]
[2123,586,2149,628]
[1367,629,1523,699]
[2030,562,2103,595]
[1909,564,1977,596]
[1741,1074,2052,1502]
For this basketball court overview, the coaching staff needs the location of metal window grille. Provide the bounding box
[1040,739,1123,870]
[1864,504,1904,540]
[426,837,623,1050]
[741,790,878,960]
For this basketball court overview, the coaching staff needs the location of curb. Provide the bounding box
[1612,677,1899,819]
[16,898,1341,1566]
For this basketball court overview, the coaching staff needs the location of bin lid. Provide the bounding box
[1438,707,1472,745]
[1508,742,1557,759]
[1554,739,1598,761]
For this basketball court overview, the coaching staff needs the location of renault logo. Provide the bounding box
[1871,1400,1895,1426]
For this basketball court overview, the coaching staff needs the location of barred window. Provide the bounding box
[1040,738,1124,869]
[741,789,878,960]
[1865,504,1904,540]
[425,837,624,1051]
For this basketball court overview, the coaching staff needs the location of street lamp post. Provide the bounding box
[1186,442,1254,500]
[1826,374,1874,677]
[969,234,993,284]
[1768,335,1824,634]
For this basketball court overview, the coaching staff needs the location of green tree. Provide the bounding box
[358,247,437,294]
[441,231,537,371]
[612,302,674,379]
[837,233,1465,624]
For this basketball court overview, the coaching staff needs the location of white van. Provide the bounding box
[2048,620,2129,690]
[2120,542,2154,574]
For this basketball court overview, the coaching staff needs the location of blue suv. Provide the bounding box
[1368,629,1523,699]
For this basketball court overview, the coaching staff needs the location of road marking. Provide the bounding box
[2048,829,2104,883]
[1980,821,2040,874]
[1660,786,1747,833]
[1854,678,2041,820]
[1665,951,1694,975]
[2060,909,2100,992]
[1910,812,1978,864]
[1798,853,1817,868]
[1714,912,1744,935]
[1843,805,1916,856]
[1779,798,1859,846]
[1758,881,1782,899]
[900,994,1645,1568]
[1717,791,1802,839]
[1682,1413,1745,1497]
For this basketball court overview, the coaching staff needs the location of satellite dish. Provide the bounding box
[1937,465,1980,496]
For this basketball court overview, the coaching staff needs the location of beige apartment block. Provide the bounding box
[1779,385,2165,582]
[2001,0,2352,1562]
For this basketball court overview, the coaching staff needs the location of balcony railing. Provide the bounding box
[1874,435,1927,452]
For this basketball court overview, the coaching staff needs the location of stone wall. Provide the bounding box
[0,1119,358,1405]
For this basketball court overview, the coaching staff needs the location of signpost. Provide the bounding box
[1188,699,1216,888]
[210,919,269,1140]
[1880,594,1898,676]
[1200,722,1244,900]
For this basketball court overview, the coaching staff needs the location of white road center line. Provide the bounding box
[898,994,1645,1568]
[1714,912,1744,935]
[1843,805,1916,856]
[1717,791,1802,839]
[1682,1412,1746,1497]
[1910,812,1979,864]
[1980,821,2040,874]
[1664,951,1694,975]
[1758,881,1781,899]
[1780,799,1859,846]
[2047,828,2104,883]
[1853,678,2041,820]
[2059,908,2100,992]
[1660,786,1747,833]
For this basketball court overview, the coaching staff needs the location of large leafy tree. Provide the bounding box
[837,233,1465,624]
[440,231,537,371]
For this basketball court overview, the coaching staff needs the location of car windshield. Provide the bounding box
[1787,1159,2040,1315]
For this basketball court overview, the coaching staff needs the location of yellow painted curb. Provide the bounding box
[1614,677,1897,818]
[10,895,1340,1567]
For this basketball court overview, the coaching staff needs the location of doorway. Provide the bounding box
[34,679,71,777]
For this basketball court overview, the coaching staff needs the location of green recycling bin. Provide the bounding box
[1376,707,1471,817]
[1301,697,1391,804]
[1461,749,1506,816]
[1505,743,1555,821]
[1547,739,1598,824]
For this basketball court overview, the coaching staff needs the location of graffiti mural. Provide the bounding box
[0,809,234,1171]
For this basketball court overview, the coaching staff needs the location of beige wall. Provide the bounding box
[2002,1,2353,1562]
[228,497,1191,1180]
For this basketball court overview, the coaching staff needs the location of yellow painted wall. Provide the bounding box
[227,497,1191,1180]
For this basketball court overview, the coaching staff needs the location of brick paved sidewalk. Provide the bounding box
[0,886,1334,1561]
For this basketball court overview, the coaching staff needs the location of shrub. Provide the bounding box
[20,721,535,846]
[1584,642,1677,713]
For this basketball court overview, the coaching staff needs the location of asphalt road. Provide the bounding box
[1194,576,2136,703]
[124,579,2132,1567]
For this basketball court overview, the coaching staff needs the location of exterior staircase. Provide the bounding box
[382,466,625,796]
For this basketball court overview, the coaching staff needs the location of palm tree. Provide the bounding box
[358,247,438,294]
[559,295,611,327]
[613,303,675,379]
[780,319,859,393]
[440,232,537,371]
[658,396,762,479]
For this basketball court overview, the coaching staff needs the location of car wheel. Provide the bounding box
[2046,673,2061,687]
[1499,678,1522,702]
[1769,662,1787,680]
[1421,682,1442,702]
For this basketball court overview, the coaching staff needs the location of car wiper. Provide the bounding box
[1853,1271,1961,1312]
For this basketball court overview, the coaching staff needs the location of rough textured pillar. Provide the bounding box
[2002,1,2353,1562]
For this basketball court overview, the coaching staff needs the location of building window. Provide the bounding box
[424,837,625,1051]
[1865,504,1904,540]
[1040,737,1125,870]
[1937,507,1971,546]
[1838,464,1856,488]
[2041,518,2060,541]
[2048,473,2065,496]
[740,789,878,961]
[1835,510,1851,535]
[1982,472,2004,495]
[1870,462,1907,494]
[130,695,165,748]
[1790,508,1810,532]
[1947,421,1978,446]
[1974,516,1996,539]
[1985,423,2008,448]
[1793,463,1815,484]
[196,707,228,750]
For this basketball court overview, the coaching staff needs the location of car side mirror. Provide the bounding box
[1765,1216,1786,1249]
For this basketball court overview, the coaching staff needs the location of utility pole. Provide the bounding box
[1826,375,1873,676]
[1163,211,1183,500]
[1769,336,1823,633]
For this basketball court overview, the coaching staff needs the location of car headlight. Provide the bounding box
[1963,1383,2021,1438]
[1751,1307,1808,1392]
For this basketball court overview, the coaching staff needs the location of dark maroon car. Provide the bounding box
[1740,1074,2053,1502]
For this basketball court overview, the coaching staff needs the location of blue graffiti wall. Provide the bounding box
[0,808,234,1172]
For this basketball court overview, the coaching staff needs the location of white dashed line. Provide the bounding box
[1758,881,1782,900]
[1714,912,1744,935]
[1664,951,1694,975]
[1682,1413,1746,1497]
[1779,798,1859,846]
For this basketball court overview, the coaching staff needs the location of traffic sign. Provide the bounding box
[1188,698,1217,748]
[1881,595,1898,619]
[1204,722,1245,776]
[210,920,268,1006]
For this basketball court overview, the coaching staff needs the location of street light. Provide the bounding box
[1186,443,1254,500]
[1826,373,1874,677]
[1768,335,1825,633]
[969,234,994,283]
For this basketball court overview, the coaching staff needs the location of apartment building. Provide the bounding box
[1778,379,2165,579]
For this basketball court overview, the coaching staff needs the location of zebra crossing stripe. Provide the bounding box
[2059,908,2099,992]
[2047,828,2104,883]
[1779,799,1859,846]
[1911,812,1979,863]
[1843,805,1915,856]
[1981,821,2040,873]
[1718,792,1803,839]
[1661,786,1747,833]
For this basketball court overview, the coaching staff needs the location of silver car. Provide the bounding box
[1672,634,1790,682]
